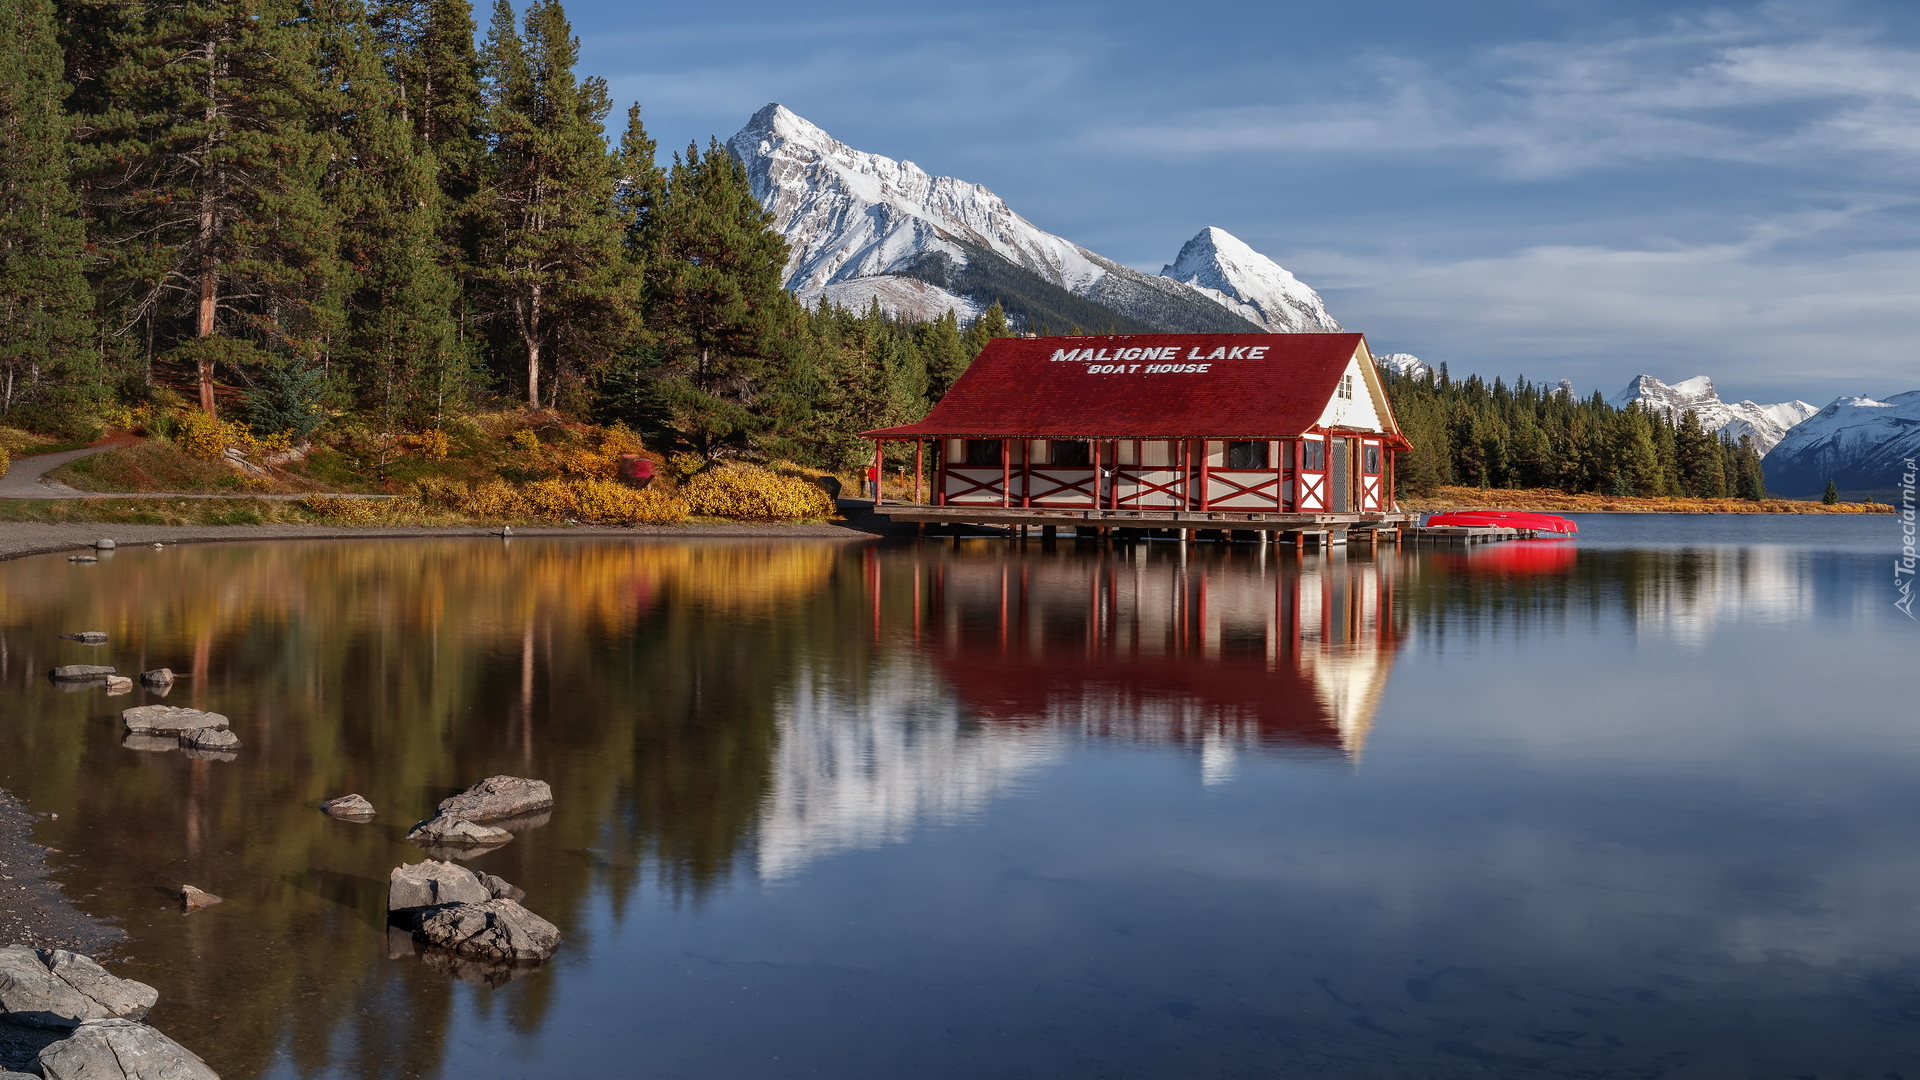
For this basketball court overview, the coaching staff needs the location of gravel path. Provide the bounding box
[0,445,121,499]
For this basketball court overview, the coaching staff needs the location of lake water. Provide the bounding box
[0,516,1914,1079]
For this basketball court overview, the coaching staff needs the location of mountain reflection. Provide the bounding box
[0,534,1847,1079]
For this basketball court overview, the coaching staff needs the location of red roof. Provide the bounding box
[865,333,1400,441]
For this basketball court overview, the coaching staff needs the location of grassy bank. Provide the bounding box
[1402,485,1892,514]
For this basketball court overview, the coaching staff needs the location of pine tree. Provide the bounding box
[81,0,341,414]
[917,310,969,401]
[1823,478,1839,505]
[637,137,798,458]
[315,0,468,429]
[0,0,99,417]
[962,301,1009,358]
[475,0,632,410]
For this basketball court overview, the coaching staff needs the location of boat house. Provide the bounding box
[863,332,1413,538]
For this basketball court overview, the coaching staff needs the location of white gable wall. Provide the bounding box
[1315,354,1385,431]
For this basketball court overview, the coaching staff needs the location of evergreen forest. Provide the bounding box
[0,0,1774,497]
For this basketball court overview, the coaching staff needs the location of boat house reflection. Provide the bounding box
[888,546,1402,761]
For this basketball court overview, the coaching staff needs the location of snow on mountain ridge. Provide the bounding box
[726,105,1297,332]
[1610,374,1816,455]
[1761,391,1920,498]
[729,104,1118,313]
[1372,353,1432,380]
[1160,227,1339,333]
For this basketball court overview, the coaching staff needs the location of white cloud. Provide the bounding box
[1081,5,1920,178]
[1312,205,1920,401]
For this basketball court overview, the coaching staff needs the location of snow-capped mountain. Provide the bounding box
[1372,353,1432,381]
[1610,375,1817,455]
[724,104,1311,333]
[1761,391,1920,499]
[1159,227,1339,333]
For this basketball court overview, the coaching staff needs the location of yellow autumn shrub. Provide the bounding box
[0,446,11,477]
[299,496,388,524]
[683,467,834,522]
[173,410,246,461]
[522,477,688,524]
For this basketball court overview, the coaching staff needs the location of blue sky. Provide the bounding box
[560,0,1920,407]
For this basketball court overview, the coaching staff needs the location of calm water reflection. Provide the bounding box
[0,519,1913,1079]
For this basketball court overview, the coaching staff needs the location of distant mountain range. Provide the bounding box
[1609,375,1816,456]
[724,104,1339,334]
[1761,393,1920,500]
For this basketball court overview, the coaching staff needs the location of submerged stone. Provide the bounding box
[318,794,375,820]
[48,666,113,682]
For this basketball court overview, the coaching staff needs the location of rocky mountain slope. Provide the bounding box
[1158,227,1339,333]
[1610,375,1816,455]
[1761,392,1920,499]
[724,104,1329,334]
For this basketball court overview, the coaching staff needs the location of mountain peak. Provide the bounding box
[724,108,1270,333]
[1612,374,1816,454]
[1159,226,1339,333]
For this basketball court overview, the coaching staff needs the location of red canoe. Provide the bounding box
[1424,511,1579,535]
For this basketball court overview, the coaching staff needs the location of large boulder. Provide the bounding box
[387,861,492,912]
[0,947,157,1029]
[48,666,113,682]
[405,816,511,848]
[414,899,560,962]
[121,707,228,738]
[36,1018,217,1080]
[138,670,174,687]
[435,777,553,822]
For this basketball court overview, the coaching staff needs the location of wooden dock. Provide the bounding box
[870,504,1549,547]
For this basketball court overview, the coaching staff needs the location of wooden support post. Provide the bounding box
[873,439,885,505]
[914,440,923,505]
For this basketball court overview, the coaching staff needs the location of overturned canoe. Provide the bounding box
[1425,511,1579,535]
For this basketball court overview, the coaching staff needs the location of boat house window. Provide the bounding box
[1363,445,1382,474]
[1225,441,1269,469]
[1339,373,1355,400]
[965,440,1003,466]
[1049,440,1090,467]
[1301,440,1326,471]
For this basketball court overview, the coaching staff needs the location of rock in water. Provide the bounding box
[179,886,221,912]
[120,706,228,737]
[387,861,492,912]
[405,816,513,848]
[0,946,158,1028]
[58,632,108,644]
[475,872,526,902]
[93,539,115,551]
[103,676,133,695]
[318,794,375,820]
[36,1018,217,1080]
[66,556,97,564]
[435,776,553,822]
[413,899,560,962]
[138,669,174,687]
[180,728,239,752]
[48,666,114,682]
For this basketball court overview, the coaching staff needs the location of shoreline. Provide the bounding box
[0,791,118,955]
[0,517,902,564]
